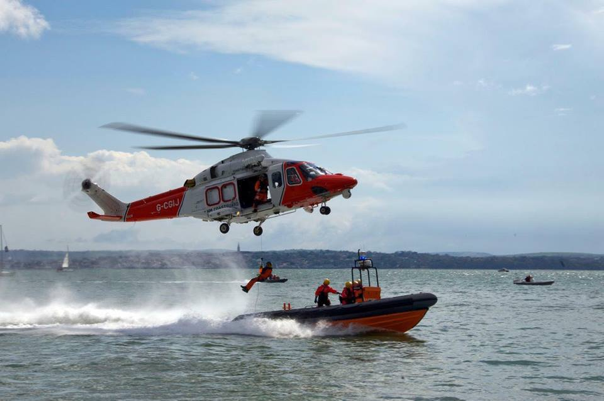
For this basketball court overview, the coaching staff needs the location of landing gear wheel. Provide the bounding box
[319,206,331,215]
[219,223,230,234]
[253,226,263,236]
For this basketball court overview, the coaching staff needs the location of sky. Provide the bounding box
[1,0,604,254]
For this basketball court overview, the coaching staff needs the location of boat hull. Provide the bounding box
[514,280,554,286]
[234,293,437,334]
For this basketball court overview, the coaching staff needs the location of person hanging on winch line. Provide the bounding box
[252,174,269,212]
[241,261,273,293]
[315,279,340,307]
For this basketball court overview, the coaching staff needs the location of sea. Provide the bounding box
[0,267,602,401]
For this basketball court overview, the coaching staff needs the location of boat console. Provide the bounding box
[352,250,381,302]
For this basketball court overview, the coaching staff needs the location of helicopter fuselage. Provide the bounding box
[84,150,357,235]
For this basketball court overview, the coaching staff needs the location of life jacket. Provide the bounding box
[255,179,268,195]
[340,287,355,304]
[315,284,336,296]
[259,266,273,279]
[353,284,363,302]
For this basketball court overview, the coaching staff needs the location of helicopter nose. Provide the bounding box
[313,174,357,194]
[343,175,358,189]
[332,173,358,190]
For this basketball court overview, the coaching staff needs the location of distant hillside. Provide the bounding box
[3,249,604,270]
[510,252,604,258]
[432,252,493,257]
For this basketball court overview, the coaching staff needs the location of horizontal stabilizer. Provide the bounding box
[87,212,123,222]
[81,179,127,221]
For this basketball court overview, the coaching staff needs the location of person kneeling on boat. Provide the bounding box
[525,275,533,283]
[241,261,273,293]
[339,281,355,305]
[315,279,339,307]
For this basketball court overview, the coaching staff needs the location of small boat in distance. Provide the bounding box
[235,250,437,334]
[514,275,554,286]
[514,279,554,286]
[57,246,73,272]
[0,225,15,277]
[498,268,509,272]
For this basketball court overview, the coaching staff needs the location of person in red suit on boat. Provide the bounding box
[339,281,355,305]
[315,279,339,307]
[241,261,273,293]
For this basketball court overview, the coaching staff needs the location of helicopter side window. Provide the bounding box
[286,167,302,186]
[272,172,283,188]
[206,187,220,206]
[221,183,236,202]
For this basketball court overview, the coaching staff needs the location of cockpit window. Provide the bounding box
[299,163,329,181]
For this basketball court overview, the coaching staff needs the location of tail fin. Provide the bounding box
[82,179,127,221]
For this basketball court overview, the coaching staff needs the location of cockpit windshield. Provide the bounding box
[299,163,331,181]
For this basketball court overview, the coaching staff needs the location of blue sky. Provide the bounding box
[1,0,604,254]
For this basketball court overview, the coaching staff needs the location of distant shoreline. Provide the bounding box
[4,249,604,270]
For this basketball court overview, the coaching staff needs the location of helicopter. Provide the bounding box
[82,111,402,236]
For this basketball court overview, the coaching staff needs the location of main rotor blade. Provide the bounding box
[282,123,406,142]
[136,144,237,150]
[102,123,239,145]
[269,143,319,149]
[251,110,302,139]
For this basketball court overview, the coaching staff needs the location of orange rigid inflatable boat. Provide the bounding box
[234,251,437,334]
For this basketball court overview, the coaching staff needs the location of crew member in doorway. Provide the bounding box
[314,279,339,307]
[339,281,355,305]
[241,261,273,293]
[252,174,269,212]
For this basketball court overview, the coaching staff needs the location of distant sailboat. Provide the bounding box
[0,225,15,277]
[57,246,73,272]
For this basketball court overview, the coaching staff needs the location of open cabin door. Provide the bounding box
[268,164,285,207]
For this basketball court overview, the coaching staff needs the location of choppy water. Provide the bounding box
[0,268,602,400]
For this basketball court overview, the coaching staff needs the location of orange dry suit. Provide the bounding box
[314,284,338,307]
[253,177,269,209]
[339,287,355,305]
[353,282,364,303]
[243,265,273,292]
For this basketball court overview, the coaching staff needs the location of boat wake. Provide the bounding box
[0,301,366,338]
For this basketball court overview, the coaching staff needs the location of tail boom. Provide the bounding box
[82,179,188,223]
[124,187,187,222]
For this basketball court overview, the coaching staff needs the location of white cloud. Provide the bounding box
[0,0,49,39]
[189,72,199,80]
[508,84,550,96]
[347,167,419,192]
[0,136,206,201]
[126,87,146,96]
[555,107,572,116]
[111,0,521,87]
[551,43,572,51]
[475,79,502,90]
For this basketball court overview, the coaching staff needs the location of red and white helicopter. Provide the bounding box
[82,111,402,236]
